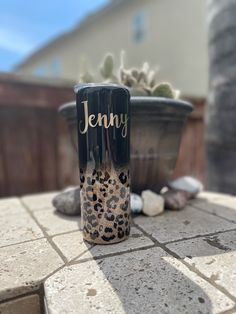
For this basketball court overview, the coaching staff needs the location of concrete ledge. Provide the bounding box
[1,191,236,313]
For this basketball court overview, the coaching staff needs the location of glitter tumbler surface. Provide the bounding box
[75,84,131,244]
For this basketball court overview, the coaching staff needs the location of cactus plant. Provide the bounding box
[80,52,180,99]
[80,70,93,84]
[99,54,118,83]
[79,58,94,83]
[152,83,177,98]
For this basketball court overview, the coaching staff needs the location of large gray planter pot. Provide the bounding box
[59,97,192,193]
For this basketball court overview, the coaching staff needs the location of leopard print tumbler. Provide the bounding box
[75,84,131,244]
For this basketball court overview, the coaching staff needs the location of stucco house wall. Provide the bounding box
[17,0,208,97]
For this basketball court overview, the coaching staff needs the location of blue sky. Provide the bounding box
[0,0,110,71]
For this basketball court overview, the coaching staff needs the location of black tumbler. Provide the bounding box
[74,84,131,244]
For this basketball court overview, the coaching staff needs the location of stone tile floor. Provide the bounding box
[1,191,236,313]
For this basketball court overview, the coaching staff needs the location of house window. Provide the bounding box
[51,57,62,76]
[132,12,146,43]
[33,66,48,77]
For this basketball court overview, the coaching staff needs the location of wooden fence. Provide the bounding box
[174,97,205,181]
[0,73,205,197]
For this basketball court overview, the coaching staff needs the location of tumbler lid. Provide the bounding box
[74,83,129,94]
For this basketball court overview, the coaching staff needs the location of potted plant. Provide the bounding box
[59,53,193,193]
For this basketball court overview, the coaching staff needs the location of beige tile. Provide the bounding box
[134,206,236,243]
[0,198,26,218]
[0,213,44,248]
[192,197,236,223]
[52,230,91,262]
[52,227,154,263]
[197,191,233,201]
[45,247,234,314]
[0,239,64,301]
[0,295,40,314]
[33,209,80,236]
[80,227,154,261]
[21,192,58,212]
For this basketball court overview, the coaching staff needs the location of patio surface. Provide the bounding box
[1,191,236,313]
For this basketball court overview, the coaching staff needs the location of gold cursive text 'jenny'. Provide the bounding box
[79,100,128,138]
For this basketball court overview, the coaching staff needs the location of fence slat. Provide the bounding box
[0,74,205,197]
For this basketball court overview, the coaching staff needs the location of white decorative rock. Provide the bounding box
[167,176,203,196]
[141,190,164,217]
[131,193,143,214]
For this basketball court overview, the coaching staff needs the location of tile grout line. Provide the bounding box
[221,305,236,314]
[4,198,236,312]
[69,244,96,263]
[133,222,236,305]
[41,264,68,284]
[50,228,82,239]
[189,204,236,224]
[19,199,68,265]
[191,202,236,225]
[0,229,83,250]
[38,284,46,314]
[0,236,46,250]
[0,287,42,305]
[2,216,236,251]
[5,198,236,260]
[15,198,236,306]
[163,227,236,245]
[19,206,57,213]
[66,223,152,263]
[67,243,157,266]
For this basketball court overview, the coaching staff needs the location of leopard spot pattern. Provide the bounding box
[80,166,130,244]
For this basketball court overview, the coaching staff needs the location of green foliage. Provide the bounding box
[80,70,93,83]
[152,83,175,98]
[100,54,114,78]
[79,52,180,99]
